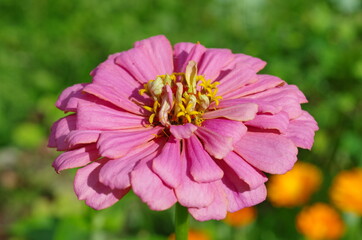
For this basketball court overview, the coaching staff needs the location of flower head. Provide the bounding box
[168,229,210,240]
[330,168,362,215]
[296,203,344,240]
[224,206,256,227]
[267,162,322,207]
[49,35,318,221]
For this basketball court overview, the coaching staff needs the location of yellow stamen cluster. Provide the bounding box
[139,61,222,126]
[199,78,223,106]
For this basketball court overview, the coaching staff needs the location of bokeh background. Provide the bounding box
[1,0,361,239]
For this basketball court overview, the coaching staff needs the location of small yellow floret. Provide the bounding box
[176,112,185,118]
[149,113,155,124]
[153,101,160,112]
[139,88,147,96]
[142,106,153,112]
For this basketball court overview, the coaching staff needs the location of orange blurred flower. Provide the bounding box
[223,206,257,227]
[330,168,362,215]
[267,162,322,207]
[296,203,344,240]
[168,229,210,240]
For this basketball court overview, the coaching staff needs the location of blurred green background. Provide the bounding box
[0,0,361,239]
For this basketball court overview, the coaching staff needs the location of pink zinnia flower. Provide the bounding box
[49,35,318,221]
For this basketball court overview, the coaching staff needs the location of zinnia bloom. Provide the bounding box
[296,203,344,240]
[224,206,256,227]
[267,162,322,207]
[169,229,210,240]
[48,35,318,221]
[330,168,362,215]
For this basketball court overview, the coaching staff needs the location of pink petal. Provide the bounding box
[65,130,100,148]
[97,127,161,159]
[99,139,163,190]
[56,83,94,112]
[203,103,258,121]
[223,151,267,189]
[76,101,145,131]
[201,118,247,144]
[223,74,284,99]
[217,65,258,96]
[217,98,282,115]
[283,111,318,149]
[255,84,308,103]
[245,111,290,133]
[90,55,148,96]
[173,42,206,72]
[246,85,306,119]
[232,53,267,72]
[234,132,298,174]
[188,181,228,221]
[173,42,195,71]
[169,123,198,140]
[74,159,129,210]
[223,180,267,212]
[185,135,224,182]
[48,114,77,151]
[83,83,146,115]
[174,149,214,208]
[131,158,177,211]
[52,144,99,173]
[134,35,173,75]
[198,48,233,80]
[279,85,308,104]
[90,52,121,77]
[115,46,160,84]
[195,127,233,160]
[219,159,267,212]
[152,136,182,188]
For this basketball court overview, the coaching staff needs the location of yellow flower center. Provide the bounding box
[139,61,222,127]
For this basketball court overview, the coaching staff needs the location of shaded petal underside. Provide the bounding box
[186,135,224,182]
[175,148,214,208]
[218,159,267,212]
[52,144,99,173]
[152,136,182,188]
[195,126,233,159]
[99,139,163,190]
[48,114,77,151]
[223,151,267,189]
[188,181,228,221]
[131,158,177,211]
[74,159,130,210]
[283,111,318,149]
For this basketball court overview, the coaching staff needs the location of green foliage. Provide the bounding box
[0,0,361,239]
[12,123,45,149]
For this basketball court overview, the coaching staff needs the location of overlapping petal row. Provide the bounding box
[49,35,318,221]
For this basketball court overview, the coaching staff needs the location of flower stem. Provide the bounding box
[175,203,189,240]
